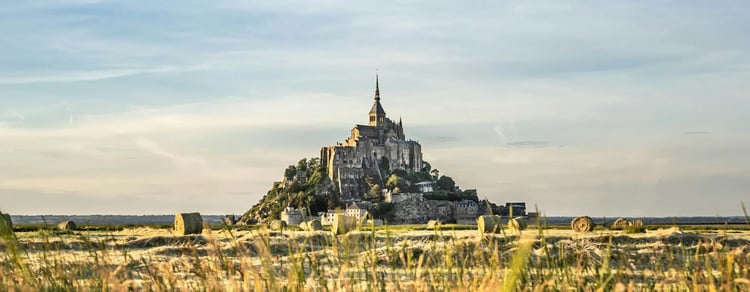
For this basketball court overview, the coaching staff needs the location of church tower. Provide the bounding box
[368,75,386,126]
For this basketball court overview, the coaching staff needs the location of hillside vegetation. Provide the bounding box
[239,158,474,224]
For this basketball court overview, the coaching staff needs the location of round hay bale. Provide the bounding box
[427,220,441,229]
[611,217,631,229]
[0,213,13,235]
[632,218,644,227]
[571,216,594,232]
[332,214,357,235]
[174,213,203,235]
[270,220,287,231]
[477,215,504,234]
[508,217,528,232]
[56,220,77,231]
[223,214,237,225]
[301,220,323,231]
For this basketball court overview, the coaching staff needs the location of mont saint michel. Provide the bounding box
[321,76,423,201]
[239,77,524,225]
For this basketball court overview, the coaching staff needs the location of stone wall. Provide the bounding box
[390,196,474,224]
[390,196,429,224]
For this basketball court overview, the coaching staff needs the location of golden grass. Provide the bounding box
[1,223,749,291]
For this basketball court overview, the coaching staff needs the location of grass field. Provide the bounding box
[2,222,750,291]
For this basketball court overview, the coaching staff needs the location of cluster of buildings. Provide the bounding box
[279,77,527,226]
[280,198,528,226]
[281,202,377,226]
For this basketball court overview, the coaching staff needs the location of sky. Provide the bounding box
[1,1,749,216]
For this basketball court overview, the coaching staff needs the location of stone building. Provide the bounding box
[415,181,435,193]
[321,76,423,201]
[345,202,370,222]
[281,206,304,225]
[455,200,479,225]
[320,209,346,225]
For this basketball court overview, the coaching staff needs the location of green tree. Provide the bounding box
[436,175,456,191]
[379,157,390,173]
[421,161,432,173]
[430,169,439,181]
[368,184,382,200]
[385,174,401,190]
[297,158,308,172]
[372,202,394,221]
[284,165,297,179]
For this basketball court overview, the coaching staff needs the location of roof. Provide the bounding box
[369,100,386,116]
[369,74,386,116]
[355,125,379,138]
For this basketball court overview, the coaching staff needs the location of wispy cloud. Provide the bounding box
[684,131,711,135]
[0,65,207,85]
[507,141,550,147]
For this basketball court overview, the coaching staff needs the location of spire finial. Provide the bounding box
[375,73,380,101]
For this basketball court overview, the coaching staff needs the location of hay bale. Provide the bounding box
[223,214,237,225]
[56,220,77,230]
[174,213,203,235]
[611,217,631,229]
[571,216,594,232]
[0,213,12,235]
[331,214,357,235]
[301,220,323,231]
[632,218,644,227]
[270,220,287,231]
[477,215,504,234]
[427,220,441,229]
[508,217,528,232]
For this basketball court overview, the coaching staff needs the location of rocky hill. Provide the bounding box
[238,158,478,224]
[238,158,339,224]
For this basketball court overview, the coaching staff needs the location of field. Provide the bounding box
[2,223,750,291]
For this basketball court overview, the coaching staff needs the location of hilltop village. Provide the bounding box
[240,77,526,225]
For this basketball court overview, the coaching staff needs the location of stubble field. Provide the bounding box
[2,224,750,291]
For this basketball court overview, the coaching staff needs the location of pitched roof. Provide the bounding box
[369,74,386,116]
[369,100,386,116]
[355,125,379,138]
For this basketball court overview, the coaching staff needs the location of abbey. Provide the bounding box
[320,76,423,200]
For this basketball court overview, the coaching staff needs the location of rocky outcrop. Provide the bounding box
[426,200,455,223]
[390,195,459,224]
[391,196,429,224]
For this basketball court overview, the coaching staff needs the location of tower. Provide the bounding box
[368,75,386,126]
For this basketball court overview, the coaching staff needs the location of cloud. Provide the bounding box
[2,110,26,122]
[507,141,550,147]
[0,65,207,85]
[684,131,711,135]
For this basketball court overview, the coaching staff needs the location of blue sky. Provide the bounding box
[1,1,749,216]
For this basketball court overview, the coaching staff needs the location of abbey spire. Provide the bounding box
[368,74,387,126]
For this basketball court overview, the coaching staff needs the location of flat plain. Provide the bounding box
[2,224,750,290]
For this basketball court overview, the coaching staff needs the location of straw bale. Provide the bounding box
[56,220,77,231]
[508,217,528,232]
[571,216,594,232]
[477,215,504,234]
[270,220,287,231]
[174,213,203,235]
[611,218,631,229]
[0,213,12,235]
[301,220,323,231]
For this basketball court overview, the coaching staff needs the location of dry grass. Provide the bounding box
[1,223,750,291]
